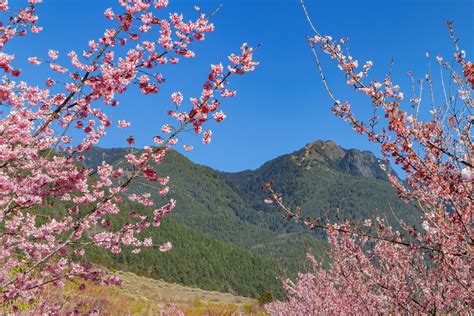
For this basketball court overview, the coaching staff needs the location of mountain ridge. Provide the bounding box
[83,139,395,180]
[290,140,396,181]
[78,139,418,298]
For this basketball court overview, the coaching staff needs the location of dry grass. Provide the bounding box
[43,271,267,315]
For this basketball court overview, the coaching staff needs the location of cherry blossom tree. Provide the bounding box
[0,0,258,313]
[265,1,472,314]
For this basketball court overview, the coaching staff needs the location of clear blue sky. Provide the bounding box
[10,0,474,171]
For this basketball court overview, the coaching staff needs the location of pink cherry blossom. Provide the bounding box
[48,49,59,60]
[159,241,172,252]
[171,91,183,106]
[104,8,115,20]
[118,120,131,128]
[202,130,212,144]
[28,56,41,65]
[161,124,173,133]
[213,111,226,122]
[263,198,273,204]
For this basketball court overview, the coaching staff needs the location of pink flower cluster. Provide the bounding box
[0,0,258,312]
[265,7,472,314]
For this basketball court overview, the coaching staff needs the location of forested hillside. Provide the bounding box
[86,217,283,298]
[80,140,419,298]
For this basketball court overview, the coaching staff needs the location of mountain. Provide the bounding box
[79,140,419,298]
[220,140,417,230]
[291,140,395,180]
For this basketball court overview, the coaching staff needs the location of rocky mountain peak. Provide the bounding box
[291,140,394,181]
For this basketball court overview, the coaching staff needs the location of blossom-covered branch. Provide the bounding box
[265,1,472,314]
[0,0,258,313]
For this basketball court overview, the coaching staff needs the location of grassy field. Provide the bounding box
[44,271,267,315]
